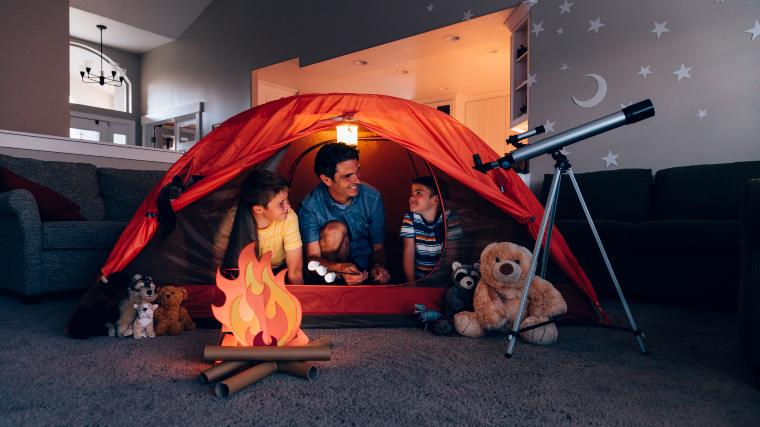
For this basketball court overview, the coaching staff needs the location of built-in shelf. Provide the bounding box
[505,3,531,131]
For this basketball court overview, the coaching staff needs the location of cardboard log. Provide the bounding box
[214,362,277,397]
[203,345,331,362]
[199,360,250,384]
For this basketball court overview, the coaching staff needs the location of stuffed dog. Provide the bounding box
[116,274,158,337]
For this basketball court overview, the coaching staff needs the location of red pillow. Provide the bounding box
[0,167,85,221]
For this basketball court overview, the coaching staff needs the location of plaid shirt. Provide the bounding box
[298,183,385,270]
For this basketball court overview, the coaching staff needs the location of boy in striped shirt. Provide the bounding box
[400,176,463,282]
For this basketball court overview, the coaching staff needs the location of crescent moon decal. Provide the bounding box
[572,73,607,108]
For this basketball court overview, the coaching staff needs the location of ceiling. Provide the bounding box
[69,0,213,53]
[255,9,511,103]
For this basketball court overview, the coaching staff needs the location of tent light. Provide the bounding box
[336,123,358,145]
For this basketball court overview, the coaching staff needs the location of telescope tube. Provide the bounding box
[474,100,654,171]
[510,99,653,166]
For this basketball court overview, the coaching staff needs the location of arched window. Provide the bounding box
[69,42,131,113]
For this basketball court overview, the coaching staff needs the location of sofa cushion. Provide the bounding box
[629,220,740,254]
[554,219,636,252]
[0,167,85,221]
[653,161,760,221]
[0,154,105,221]
[541,169,653,223]
[41,221,126,249]
[98,168,164,221]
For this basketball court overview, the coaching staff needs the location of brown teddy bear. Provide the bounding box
[154,286,196,336]
[453,242,567,345]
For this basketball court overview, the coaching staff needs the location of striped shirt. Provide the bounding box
[399,210,463,279]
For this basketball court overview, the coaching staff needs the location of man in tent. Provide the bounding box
[298,143,391,285]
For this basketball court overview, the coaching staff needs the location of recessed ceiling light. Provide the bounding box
[353,59,368,66]
[445,35,460,42]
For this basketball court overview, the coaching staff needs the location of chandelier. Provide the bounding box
[80,25,124,87]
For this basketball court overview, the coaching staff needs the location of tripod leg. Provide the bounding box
[506,168,562,358]
[539,183,560,277]
[566,169,648,355]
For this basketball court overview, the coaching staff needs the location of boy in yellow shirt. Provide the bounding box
[240,169,303,284]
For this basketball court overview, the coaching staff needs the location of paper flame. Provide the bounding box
[212,243,302,347]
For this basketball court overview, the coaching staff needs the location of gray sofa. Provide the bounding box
[0,154,164,300]
[541,161,760,309]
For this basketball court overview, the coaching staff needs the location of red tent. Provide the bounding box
[100,93,603,322]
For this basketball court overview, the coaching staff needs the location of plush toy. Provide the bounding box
[445,261,480,315]
[154,285,196,336]
[116,274,158,337]
[453,242,567,345]
[132,303,158,339]
[65,272,131,339]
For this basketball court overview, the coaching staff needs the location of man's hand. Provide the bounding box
[334,262,368,285]
[371,264,391,283]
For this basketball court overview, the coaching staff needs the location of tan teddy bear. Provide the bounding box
[453,242,567,345]
[154,286,196,336]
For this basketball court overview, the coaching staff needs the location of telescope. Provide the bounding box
[473,99,654,173]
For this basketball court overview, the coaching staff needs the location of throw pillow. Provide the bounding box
[0,167,85,221]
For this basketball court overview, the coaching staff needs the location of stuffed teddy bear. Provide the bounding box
[116,274,158,337]
[154,286,196,336]
[446,261,480,315]
[132,302,158,339]
[453,242,567,345]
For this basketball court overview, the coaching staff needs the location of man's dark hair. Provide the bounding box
[314,142,360,179]
[240,168,290,208]
[412,176,449,199]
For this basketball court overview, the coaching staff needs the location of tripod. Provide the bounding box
[505,150,648,357]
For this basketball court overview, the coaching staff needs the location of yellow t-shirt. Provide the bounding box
[255,208,302,268]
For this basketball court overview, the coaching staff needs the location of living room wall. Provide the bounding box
[527,0,760,189]
[141,0,519,136]
[0,0,69,137]
[143,0,759,188]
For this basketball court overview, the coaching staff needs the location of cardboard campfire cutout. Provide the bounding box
[212,243,308,347]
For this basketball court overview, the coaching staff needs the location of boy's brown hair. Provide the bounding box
[411,175,449,199]
[240,168,290,208]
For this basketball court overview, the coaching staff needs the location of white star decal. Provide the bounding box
[746,20,760,40]
[560,63,570,72]
[559,0,573,15]
[652,21,670,39]
[697,109,708,119]
[532,21,545,37]
[601,150,619,168]
[527,73,538,87]
[426,3,434,13]
[462,9,474,21]
[673,63,693,82]
[588,18,605,33]
[556,27,564,35]
[543,120,556,133]
[638,65,652,78]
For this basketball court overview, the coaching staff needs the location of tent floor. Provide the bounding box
[183,283,446,321]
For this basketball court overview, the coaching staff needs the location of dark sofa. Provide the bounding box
[0,154,164,300]
[541,161,760,308]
